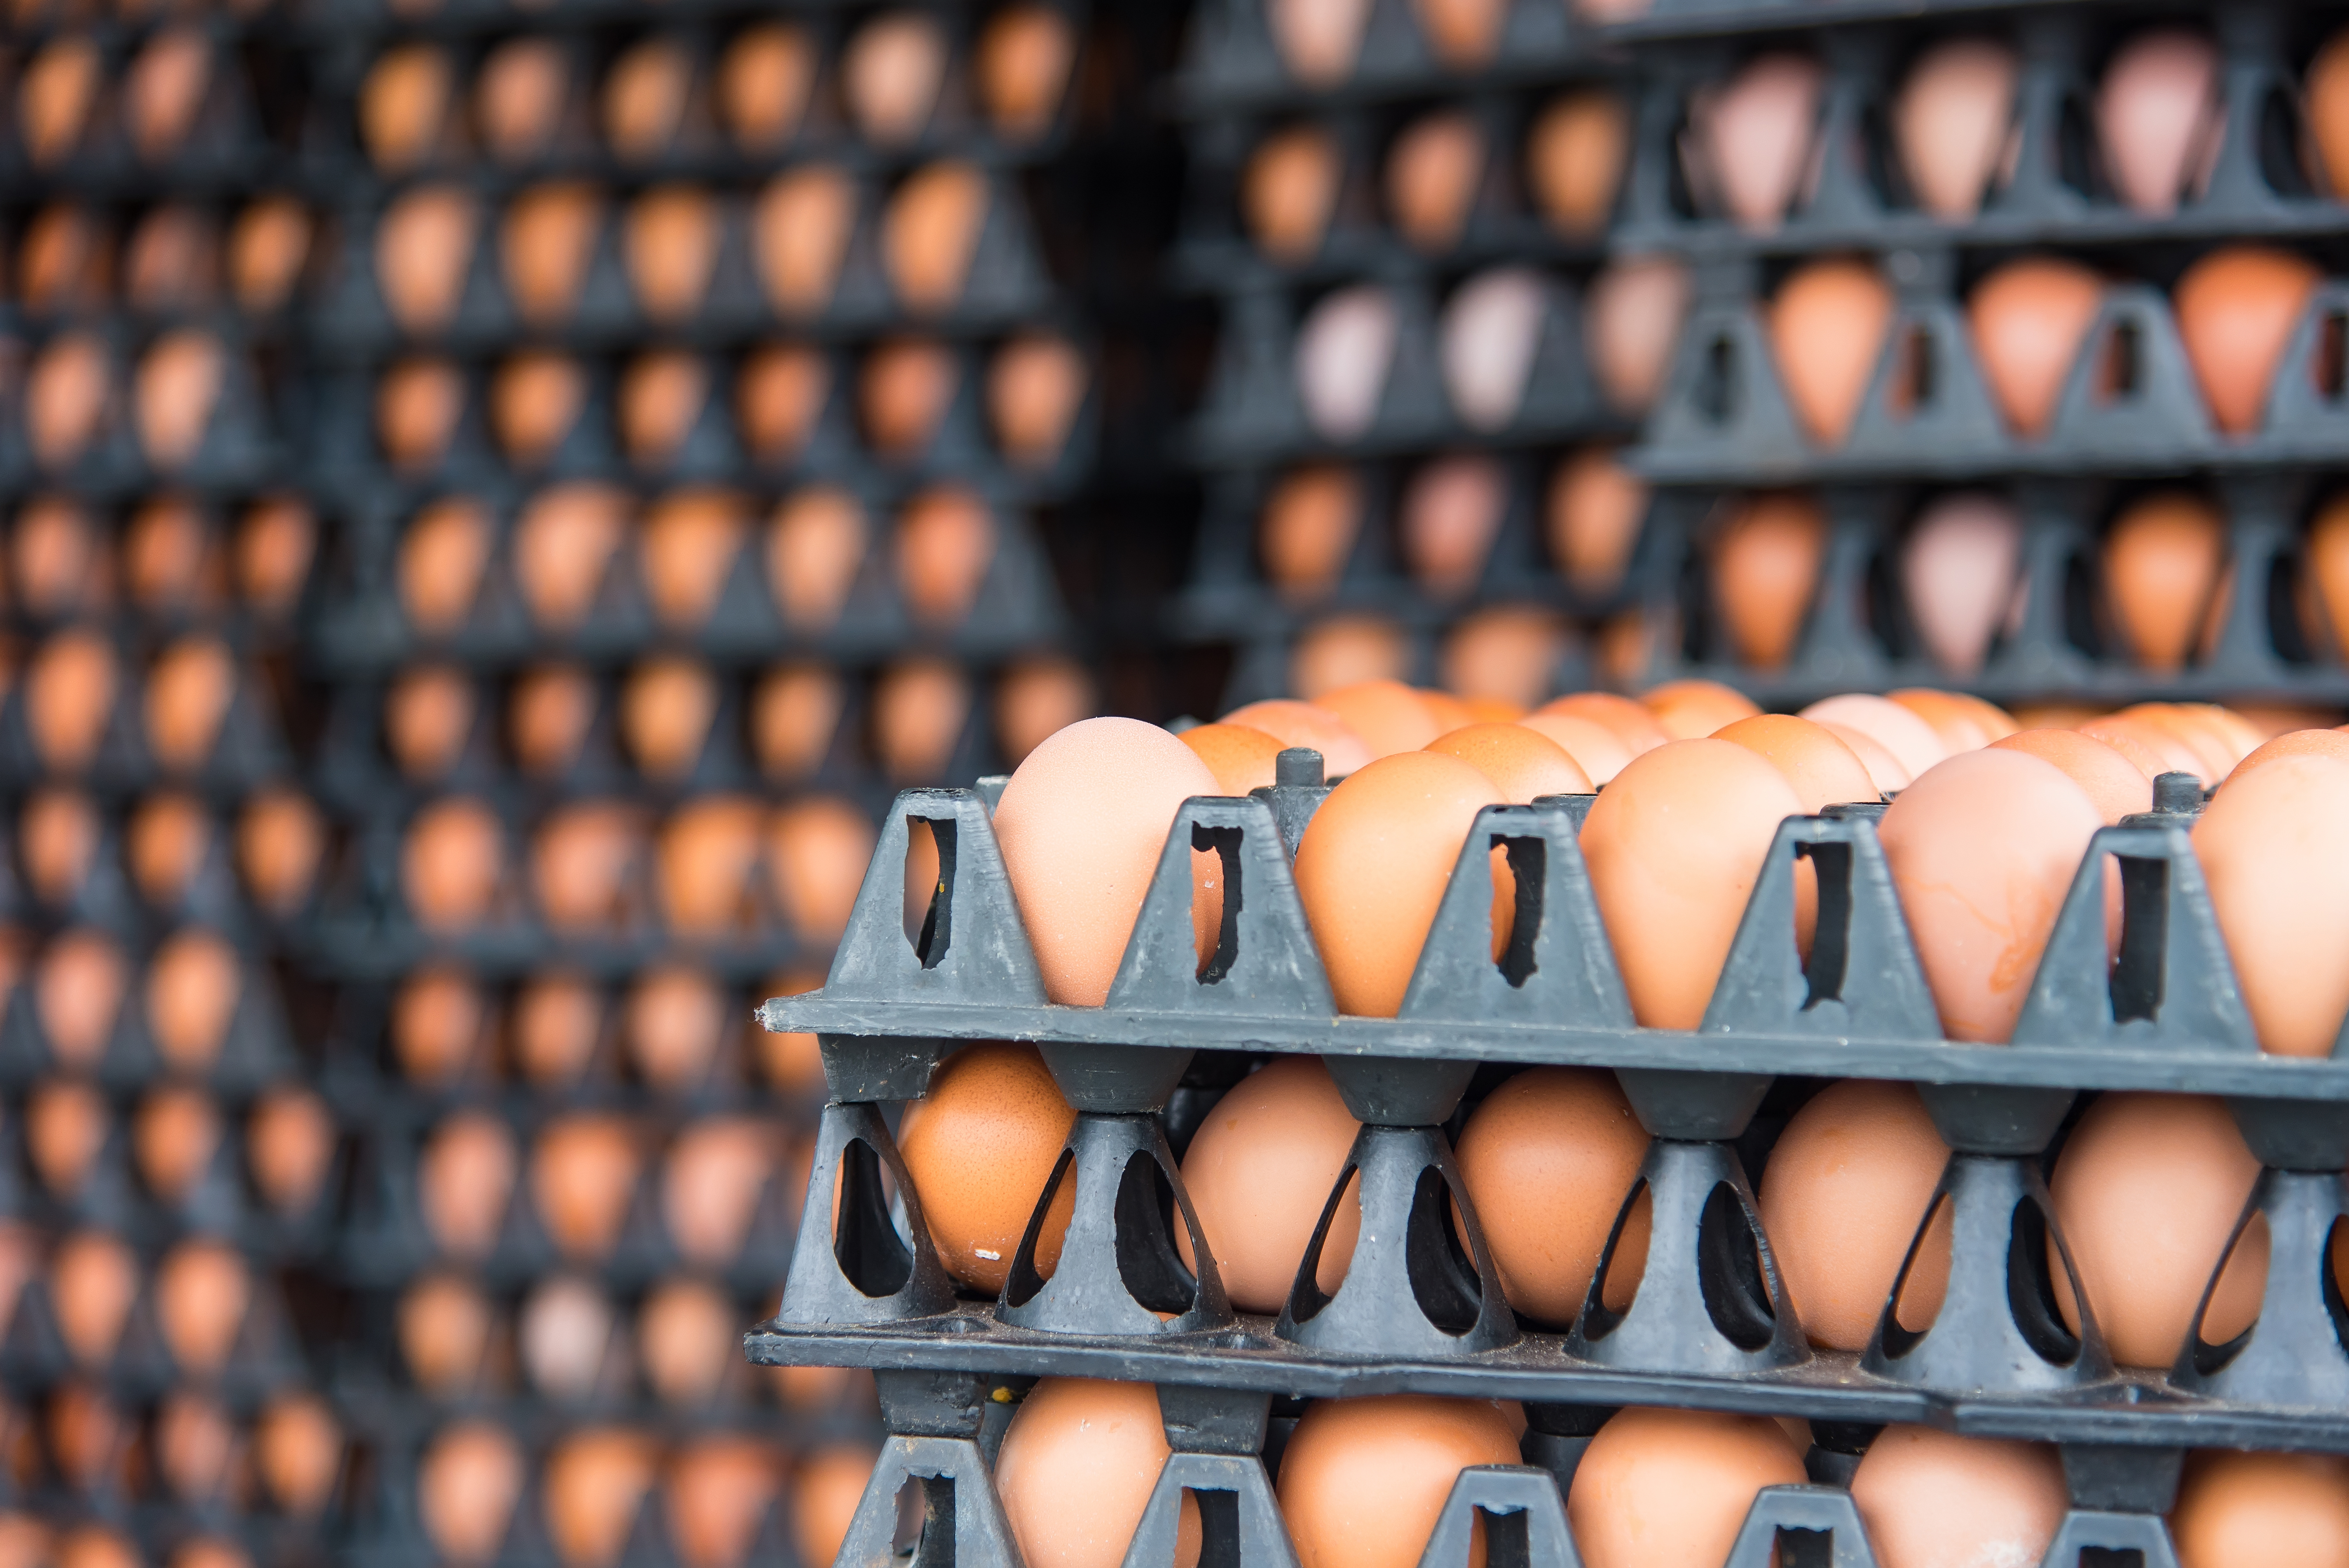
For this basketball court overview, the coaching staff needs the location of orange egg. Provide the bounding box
[2079,715,2202,782]
[1579,740,1806,1028]
[1175,1056,1360,1312]
[1567,1407,1806,1568]
[1642,678,1762,740]
[1759,1080,1949,1350]
[2172,1451,2349,1568]
[1714,493,1827,668]
[1314,679,1443,758]
[1546,447,1647,597]
[1801,694,1948,780]
[1243,126,1340,261]
[790,1445,878,1568]
[754,167,856,314]
[738,344,830,461]
[2314,31,2349,201]
[501,183,602,325]
[1291,618,1408,697]
[1585,256,1692,414]
[1178,723,1286,795]
[718,23,813,150]
[976,6,1074,138]
[1850,1427,2065,1568]
[419,1113,517,1258]
[1454,1068,1646,1324]
[515,484,630,632]
[766,488,867,630]
[1219,699,1374,777]
[884,162,989,311]
[995,1380,1198,1568]
[2222,726,2349,786]
[2049,1093,2263,1368]
[2104,492,2226,670]
[1424,722,1590,801]
[1988,730,2152,824]
[1712,714,1878,811]
[1968,258,2103,439]
[897,1042,1075,1294]
[1883,688,1995,751]
[2176,246,2321,436]
[1280,1396,1521,1568]
[532,1114,641,1260]
[1386,110,1482,253]
[2196,753,2349,1055]
[1770,259,1892,446]
[1439,608,1564,714]
[1527,89,1630,237]
[893,488,996,626]
[1537,692,1669,755]
[1517,712,1633,785]
[2118,702,2238,780]
[1295,752,1498,1016]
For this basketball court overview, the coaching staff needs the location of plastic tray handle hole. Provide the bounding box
[832,1136,914,1299]
[1194,823,1244,985]
[892,1473,954,1566]
[1189,1487,1242,1568]
[1287,1164,1363,1325]
[1112,1150,1201,1316]
[1889,1189,1954,1341]
[2078,1548,2145,1568]
[1694,331,1737,426]
[2007,1195,2083,1367]
[2188,1206,2273,1376]
[2108,855,2169,1025]
[2316,309,2348,403]
[1003,1148,1076,1310]
[1493,834,1544,988]
[1406,1166,1481,1336]
[1581,1180,1653,1341]
[1478,1505,1533,1568]
[2095,319,2142,405]
[1796,840,1851,1009]
[1775,1526,1836,1568]
[1697,1180,1778,1352]
[1887,322,1936,421]
[904,817,956,969]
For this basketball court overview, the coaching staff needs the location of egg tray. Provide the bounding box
[0,1257,322,1411]
[297,340,1104,518]
[294,0,989,44]
[0,655,300,808]
[1173,0,1623,116]
[1594,0,2205,47]
[302,165,1060,362]
[1635,248,2349,489]
[0,522,328,657]
[0,941,304,1100]
[0,1497,340,1568]
[760,1369,2201,1568]
[1609,4,2349,260]
[1606,481,2349,711]
[1187,274,1637,470]
[1171,93,1618,294]
[304,487,1071,680]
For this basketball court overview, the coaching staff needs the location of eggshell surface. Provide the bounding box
[2172,1450,2349,1568]
[1279,1395,1521,1568]
[2195,753,2349,1056]
[1454,1068,1648,1324]
[993,1379,1199,1568]
[897,1042,1076,1294]
[1219,699,1373,777]
[1849,1426,2066,1568]
[1567,1407,1805,1568]
[1988,730,2151,824]
[1713,715,1878,811]
[1175,1056,1361,1312]
[1425,723,1590,801]
[2175,246,2321,436]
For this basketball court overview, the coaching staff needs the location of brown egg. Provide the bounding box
[236,789,323,916]
[792,1445,881,1568]
[53,1231,137,1364]
[2196,753,2349,1055]
[1545,447,1646,597]
[655,798,761,934]
[638,1278,738,1406]
[229,197,313,314]
[602,37,692,160]
[421,1112,517,1258]
[1586,256,1693,414]
[621,965,724,1089]
[361,44,451,171]
[392,967,483,1085]
[752,665,842,779]
[1427,722,1590,800]
[1440,608,1564,713]
[20,205,109,313]
[995,1380,1200,1568]
[2176,246,2321,437]
[1714,714,1877,810]
[400,1273,492,1391]
[1217,699,1370,777]
[375,356,465,470]
[156,1240,250,1373]
[1580,740,1805,1027]
[516,483,630,630]
[509,663,597,775]
[520,1274,614,1398]
[614,658,714,781]
[1527,90,1629,237]
[28,1077,109,1196]
[1178,722,1286,796]
[1641,679,1762,740]
[1684,53,1825,229]
[1568,1407,1806,1568]
[1801,693,1946,779]
[988,335,1087,466]
[146,928,241,1071]
[20,38,100,166]
[58,1526,141,1568]
[377,187,478,333]
[843,12,947,145]
[1282,1395,1521,1568]
[21,789,98,904]
[502,183,602,325]
[156,1392,237,1500]
[665,1437,779,1568]
[0,1518,43,1568]
[1412,0,1504,64]
[12,494,105,615]
[2314,32,2349,202]
[662,1117,773,1266]
[1887,687,2014,751]
[1893,39,2018,220]
[2097,30,2220,217]
[1713,492,1826,668]
[1540,690,1672,754]
[248,1088,335,1214]
[887,164,991,313]
[2219,725,2349,784]
[2080,713,2205,782]
[639,489,744,629]
[1269,0,1369,87]
[735,343,829,460]
[1851,1428,2065,1568]
[499,975,595,1089]
[859,337,958,457]
[1455,1068,1646,1325]
[1314,679,1444,758]
[397,498,490,635]
[533,1114,641,1260]
[144,636,235,771]
[1387,112,1484,253]
[995,658,1093,767]
[38,929,126,1067]
[977,6,1074,138]
[625,185,719,322]
[1988,730,2150,824]
[2173,1450,2349,1568]
[1295,751,1498,1015]
[2103,491,2226,671]
[875,658,972,781]
[1771,258,1892,447]
[718,23,814,151]
[768,797,877,942]
[765,489,866,629]
[897,1042,1075,1292]
[1257,466,1359,598]
[26,333,112,468]
[124,496,218,613]
[403,798,504,929]
[1244,127,1340,262]
[490,351,585,465]
[893,488,995,623]
[533,802,646,931]
[616,351,705,466]
[477,37,571,162]
[386,665,474,779]
[1969,258,2103,440]
[49,1387,132,1497]
[1400,456,1504,598]
[1290,616,1404,699]
[754,166,857,314]
[255,1395,340,1517]
[124,206,220,312]
[419,1422,525,1563]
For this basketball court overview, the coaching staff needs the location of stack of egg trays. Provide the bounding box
[1167,0,1646,701]
[754,758,2349,1566]
[1603,0,2349,707]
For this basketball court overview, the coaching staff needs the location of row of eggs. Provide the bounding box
[8,329,267,474]
[7,27,252,170]
[0,1378,342,1526]
[1275,604,1660,709]
[13,1075,332,1215]
[358,7,1078,172]
[7,926,300,1073]
[364,332,1089,474]
[11,786,322,917]
[0,491,315,624]
[4,198,313,320]
[6,629,292,776]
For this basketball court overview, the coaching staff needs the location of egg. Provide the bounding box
[2049,1093,2264,1367]
[532,803,644,931]
[230,198,314,314]
[157,1394,235,1500]
[477,38,569,161]
[1879,750,2102,1041]
[1527,89,1629,237]
[2196,752,2349,1055]
[1539,692,1670,755]
[421,1423,525,1561]
[547,1430,658,1568]
[502,183,602,325]
[996,660,1096,768]
[38,929,126,1067]
[126,207,220,312]
[1291,617,1408,697]
[1567,1407,1806,1568]
[1296,286,1397,441]
[134,332,224,467]
[146,637,236,771]
[894,488,996,625]
[400,1273,492,1392]
[1219,699,1373,776]
[988,335,1087,466]
[753,666,842,779]
[1714,492,1826,668]
[1388,111,1483,253]
[26,334,111,468]
[1441,269,1546,431]
[2096,30,2220,216]
[129,793,209,908]
[664,1119,773,1266]
[767,488,867,629]
[738,344,830,460]
[520,1276,615,1399]
[642,490,746,629]
[1173,1056,1360,1312]
[874,658,972,781]
[1850,1427,2065,1568]
[993,1379,1197,1568]
[1296,752,1497,1015]
[843,12,946,144]
[126,28,211,161]
[618,351,707,464]
[377,357,465,469]
[2223,725,2349,785]
[510,664,598,775]
[1801,693,1948,779]
[1759,1081,1949,1350]
[1580,740,1805,1027]
[397,498,489,634]
[1426,723,1590,800]
[20,206,105,314]
[884,163,989,311]
[1269,0,1369,86]
[21,38,100,166]
[54,1231,137,1364]
[29,1079,108,1195]
[2312,33,2349,201]
[1440,608,1565,713]
[255,1395,341,1517]
[2175,246,2321,436]
[602,37,691,159]
[1401,456,1505,596]
[768,797,876,941]
[2080,714,2206,783]
[897,1042,1076,1293]
[1893,39,2018,219]
[247,1088,336,1215]
[156,1241,250,1373]
[1245,127,1340,261]
[1771,260,1892,447]
[2172,1451,2349,1568]
[378,187,476,332]
[1178,723,1285,795]
[392,967,483,1084]
[1585,256,1692,414]
[2103,491,2226,670]
[1546,447,1647,597]
[623,966,725,1088]
[1642,679,1762,740]
[147,929,241,1070]
[718,23,813,150]
[625,185,720,321]
[651,798,757,936]
[517,484,630,630]
[361,44,449,169]
[1886,688,2015,751]
[1968,259,2102,440]
[1281,1395,1520,1568]
[517,974,602,1085]
[978,6,1075,137]
[1988,730,2152,824]
[1714,715,1877,810]
[23,789,98,903]
[1513,713,1628,785]
[665,1438,778,1568]
[1901,492,2023,672]
[754,167,857,313]
[125,496,218,611]
[533,1115,641,1260]
[12,495,104,615]
[791,1445,879,1568]
[420,1112,517,1258]
[1685,53,1824,229]
[1453,1068,1646,1324]
[641,1280,738,1403]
